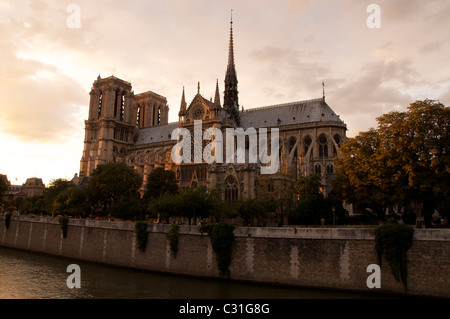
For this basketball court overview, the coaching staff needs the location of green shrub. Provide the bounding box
[199,223,236,277]
[4,213,11,229]
[135,221,148,251]
[168,223,179,257]
[375,223,414,290]
[59,216,69,238]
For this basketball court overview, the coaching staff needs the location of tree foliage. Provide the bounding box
[175,186,222,224]
[375,222,414,290]
[199,222,236,277]
[43,179,74,214]
[255,172,297,226]
[291,174,334,225]
[0,176,8,204]
[334,99,449,226]
[236,198,267,226]
[144,167,178,200]
[54,187,90,217]
[87,162,142,214]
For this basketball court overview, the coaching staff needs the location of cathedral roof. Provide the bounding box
[134,122,178,146]
[239,98,344,129]
[134,98,344,147]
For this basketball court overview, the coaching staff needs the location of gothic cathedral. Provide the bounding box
[79,18,347,200]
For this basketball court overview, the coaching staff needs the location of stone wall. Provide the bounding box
[0,215,448,298]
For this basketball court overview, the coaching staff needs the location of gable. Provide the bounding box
[186,94,216,121]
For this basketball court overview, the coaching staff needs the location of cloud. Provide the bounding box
[331,60,415,113]
[0,56,87,142]
[0,3,87,142]
[247,46,331,102]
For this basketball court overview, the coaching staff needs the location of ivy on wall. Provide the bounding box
[199,223,236,277]
[59,216,69,238]
[375,223,414,290]
[4,213,11,229]
[135,221,148,251]
[168,223,179,257]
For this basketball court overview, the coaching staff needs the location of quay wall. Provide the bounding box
[0,215,449,298]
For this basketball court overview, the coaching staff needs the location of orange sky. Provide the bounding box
[1,0,449,186]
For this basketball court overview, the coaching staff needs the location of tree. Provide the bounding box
[291,174,331,225]
[175,186,221,225]
[333,129,395,221]
[0,176,8,204]
[334,99,450,226]
[255,171,297,226]
[147,192,178,223]
[21,196,46,215]
[109,195,147,221]
[87,162,142,215]
[54,186,90,218]
[42,179,74,215]
[144,167,178,200]
[236,198,267,226]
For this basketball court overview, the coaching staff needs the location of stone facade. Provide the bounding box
[79,20,347,199]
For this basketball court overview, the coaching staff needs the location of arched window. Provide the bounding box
[333,134,341,157]
[114,90,119,118]
[153,104,157,126]
[224,175,238,201]
[304,136,312,160]
[98,91,103,118]
[120,93,125,121]
[289,136,297,162]
[318,134,328,159]
[315,164,322,174]
[327,164,334,174]
[137,104,141,126]
[158,106,161,125]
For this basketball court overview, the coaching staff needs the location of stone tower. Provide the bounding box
[79,75,134,176]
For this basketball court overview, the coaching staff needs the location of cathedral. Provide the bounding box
[79,18,347,200]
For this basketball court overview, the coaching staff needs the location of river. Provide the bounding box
[0,246,406,299]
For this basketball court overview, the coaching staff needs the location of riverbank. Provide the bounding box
[1,215,449,298]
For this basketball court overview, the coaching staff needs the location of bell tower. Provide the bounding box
[79,75,135,176]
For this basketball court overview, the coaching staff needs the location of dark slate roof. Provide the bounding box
[134,98,344,146]
[240,98,344,129]
[134,122,178,146]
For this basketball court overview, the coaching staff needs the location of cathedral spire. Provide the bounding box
[227,10,235,70]
[179,86,187,115]
[214,79,221,107]
[224,10,239,124]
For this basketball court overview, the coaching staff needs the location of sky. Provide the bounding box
[1,0,449,186]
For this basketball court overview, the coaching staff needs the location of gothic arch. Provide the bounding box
[98,90,103,119]
[224,175,238,201]
[318,134,328,159]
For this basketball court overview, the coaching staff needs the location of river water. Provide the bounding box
[0,246,403,299]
